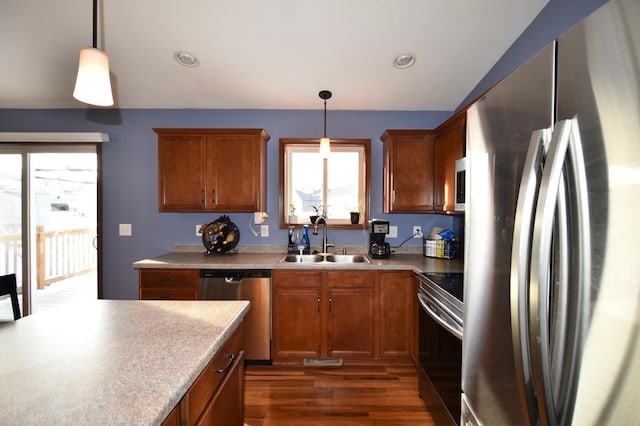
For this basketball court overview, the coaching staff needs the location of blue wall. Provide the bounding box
[0,0,607,299]
[0,109,455,299]
[459,0,607,109]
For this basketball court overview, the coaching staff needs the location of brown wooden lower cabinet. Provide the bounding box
[272,269,411,363]
[378,270,413,359]
[162,324,244,426]
[138,268,199,300]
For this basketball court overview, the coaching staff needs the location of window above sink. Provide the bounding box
[279,138,370,229]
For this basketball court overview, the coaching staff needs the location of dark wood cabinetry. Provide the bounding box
[154,128,270,212]
[162,325,245,426]
[272,269,411,363]
[433,111,465,212]
[381,112,465,213]
[326,271,375,359]
[381,130,435,213]
[272,270,375,361]
[138,268,199,300]
[271,270,323,360]
[378,270,413,359]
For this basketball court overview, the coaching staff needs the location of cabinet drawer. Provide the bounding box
[187,325,244,425]
[139,269,198,289]
[139,288,198,300]
[327,270,374,288]
[272,270,322,288]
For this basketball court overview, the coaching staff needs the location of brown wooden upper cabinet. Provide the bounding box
[381,111,465,213]
[433,111,465,212]
[154,128,270,212]
[381,129,435,213]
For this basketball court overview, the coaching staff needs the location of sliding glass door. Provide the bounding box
[0,146,98,318]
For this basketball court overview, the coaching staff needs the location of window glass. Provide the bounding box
[281,139,369,227]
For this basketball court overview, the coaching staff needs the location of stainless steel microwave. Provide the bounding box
[455,157,466,212]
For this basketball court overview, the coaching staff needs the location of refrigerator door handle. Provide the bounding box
[530,118,591,426]
[510,127,551,424]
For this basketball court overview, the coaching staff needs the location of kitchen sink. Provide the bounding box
[280,254,324,263]
[278,253,371,264]
[324,254,368,263]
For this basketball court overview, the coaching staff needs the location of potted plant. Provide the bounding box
[349,210,360,224]
[288,203,298,224]
[350,198,363,224]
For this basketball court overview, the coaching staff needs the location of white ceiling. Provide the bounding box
[1,0,549,111]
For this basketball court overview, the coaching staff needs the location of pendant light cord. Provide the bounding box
[92,0,98,49]
[323,99,327,138]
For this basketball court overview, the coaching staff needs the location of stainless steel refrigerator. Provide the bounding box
[462,0,640,424]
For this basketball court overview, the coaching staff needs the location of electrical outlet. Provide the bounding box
[388,226,398,238]
[413,226,422,238]
[196,225,202,236]
[119,223,132,237]
[260,224,269,237]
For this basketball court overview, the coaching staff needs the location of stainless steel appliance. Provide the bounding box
[416,272,463,425]
[369,220,390,258]
[463,0,640,423]
[454,157,466,212]
[200,269,271,361]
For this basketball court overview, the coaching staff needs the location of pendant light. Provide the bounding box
[73,0,114,106]
[319,90,332,158]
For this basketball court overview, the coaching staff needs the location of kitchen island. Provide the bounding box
[0,299,249,425]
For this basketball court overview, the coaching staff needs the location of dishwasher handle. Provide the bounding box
[200,269,271,281]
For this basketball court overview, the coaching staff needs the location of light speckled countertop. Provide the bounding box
[132,245,463,274]
[0,299,249,425]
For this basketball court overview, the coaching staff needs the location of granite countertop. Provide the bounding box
[132,245,464,274]
[0,299,249,425]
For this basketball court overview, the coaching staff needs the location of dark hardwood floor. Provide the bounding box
[244,364,435,425]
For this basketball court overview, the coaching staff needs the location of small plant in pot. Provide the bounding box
[349,210,360,224]
[288,203,298,224]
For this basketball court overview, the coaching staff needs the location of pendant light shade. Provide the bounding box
[73,0,114,106]
[319,137,331,157]
[319,90,332,158]
[73,47,113,106]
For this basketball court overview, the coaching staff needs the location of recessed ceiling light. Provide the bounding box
[393,53,416,69]
[175,51,199,67]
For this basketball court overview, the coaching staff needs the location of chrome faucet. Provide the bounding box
[312,215,334,254]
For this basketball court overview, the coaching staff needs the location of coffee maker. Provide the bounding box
[369,220,391,259]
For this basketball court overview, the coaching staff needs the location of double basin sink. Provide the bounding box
[279,253,371,264]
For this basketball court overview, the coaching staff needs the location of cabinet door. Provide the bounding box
[327,288,375,358]
[205,134,264,211]
[434,113,465,212]
[326,271,375,359]
[157,134,207,211]
[381,130,435,212]
[378,270,412,359]
[272,271,322,361]
[196,350,245,426]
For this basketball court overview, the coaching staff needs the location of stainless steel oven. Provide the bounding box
[416,272,463,425]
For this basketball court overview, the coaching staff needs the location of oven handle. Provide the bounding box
[418,291,463,340]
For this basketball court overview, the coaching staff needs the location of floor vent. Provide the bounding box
[303,358,343,367]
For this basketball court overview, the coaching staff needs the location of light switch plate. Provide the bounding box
[119,223,132,236]
[388,226,398,238]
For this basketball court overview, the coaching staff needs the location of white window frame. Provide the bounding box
[280,138,370,228]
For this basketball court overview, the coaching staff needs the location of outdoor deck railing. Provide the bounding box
[0,226,96,289]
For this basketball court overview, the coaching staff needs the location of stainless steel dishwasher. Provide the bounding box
[199,269,271,362]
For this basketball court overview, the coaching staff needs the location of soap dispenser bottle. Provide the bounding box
[302,225,311,254]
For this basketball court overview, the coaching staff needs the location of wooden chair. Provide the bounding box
[0,273,21,320]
